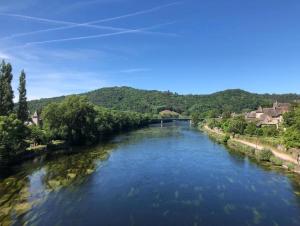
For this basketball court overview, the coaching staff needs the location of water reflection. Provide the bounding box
[1,122,300,226]
[0,142,116,225]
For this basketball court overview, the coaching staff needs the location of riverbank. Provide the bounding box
[1,124,150,172]
[201,125,300,174]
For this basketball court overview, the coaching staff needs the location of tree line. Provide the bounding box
[0,61,151,168]
[203,107,300,149]
[27,87,300,116]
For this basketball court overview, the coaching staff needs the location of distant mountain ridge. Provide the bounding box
[27,86,300,115]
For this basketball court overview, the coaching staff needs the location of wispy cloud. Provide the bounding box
[2,46,113,100]
[0,1,182,99]
[0,51,11,60]
[4,22,175,50]
[27,71,109,100]
[0,12,141,32]
[0,2,180,41]
[119,68,151,73]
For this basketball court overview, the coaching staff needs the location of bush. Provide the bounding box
[270,156,283,166]
[223,135,230,144]
[207,118,221,129]
[262,126,279,137]
[224,116,247,135]
[257,149,273,161]
[0,114,29,166]
[29,125,49,145]
[284,128,300,149]
[244,122,257,136]
[287,163,295,170]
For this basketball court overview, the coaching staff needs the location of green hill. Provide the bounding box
[27,86,300,116]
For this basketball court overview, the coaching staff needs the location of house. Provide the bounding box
[245,101,291,128]
[31,111,41,126]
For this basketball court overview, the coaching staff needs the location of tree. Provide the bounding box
[0,114,29,167]
[29,125,48,145]
[244,122,257,136]
[42,96,98,145]
[262,126,279,137]
[0,61,14,116]
[17,70,28,122]
[283,105,300,148]
[225,116,247,135]
[284,128,300,149]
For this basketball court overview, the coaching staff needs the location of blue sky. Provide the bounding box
[0,0,299,100]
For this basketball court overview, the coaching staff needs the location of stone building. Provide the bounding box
[31,111,41,126]
[245,101,291,128]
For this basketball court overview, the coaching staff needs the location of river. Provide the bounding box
[1,122,300,226]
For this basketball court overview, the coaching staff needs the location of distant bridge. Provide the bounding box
[150,118,192,126]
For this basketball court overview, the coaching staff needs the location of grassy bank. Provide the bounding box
[200,125,300,173]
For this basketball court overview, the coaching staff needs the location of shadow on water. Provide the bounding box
[1,121,300,226]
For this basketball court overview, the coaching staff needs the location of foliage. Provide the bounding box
[159,110,180,119]
[270,156,283,166]
[17,70,28,122]
[207,118,222,129]
[257,149,273,161]
[27,87,300,117]
[223,135,230,144]
[261,126,279,137]
[244,122,257,136]
[0,114,29,166]
[42,96,98,145]
[283,128,300,149]
[287,163,295,170]
[283,106,300,148]
[42,96,151,146]
[29,125,48,145]
[191,112,204,125]
[223,116,247,135]
[0,61,14,116]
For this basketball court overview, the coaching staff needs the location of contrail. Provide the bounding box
[22,22,175,46]
[3,22,175,51]
[0,2,181,40]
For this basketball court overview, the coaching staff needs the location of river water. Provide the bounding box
[1,122,300,226]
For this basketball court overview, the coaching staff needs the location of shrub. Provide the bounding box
[270,156,283,166]
[223,135,230,144]
[257,149,273,161]
[244,122,257,136]
[225,116,247,135]
[262,126,279,137]
[287,163,295,170]
[29,125,49,145]
[0,114,29,166]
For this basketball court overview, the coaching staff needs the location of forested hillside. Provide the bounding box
[28,87,300,116]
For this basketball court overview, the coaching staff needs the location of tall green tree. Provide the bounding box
[17,70,28,122]
[0,61,5,115]
[0,61,14,116]
[42,96,98,145]
[0,114,29,167]
[283,106,300,148]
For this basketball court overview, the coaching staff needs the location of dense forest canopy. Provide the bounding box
[28,86,300,116]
